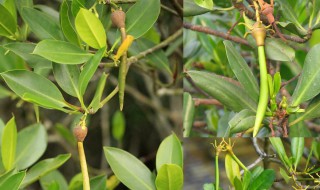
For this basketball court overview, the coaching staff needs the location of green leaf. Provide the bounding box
[248,169,275,190]
[265,38,295,62]
[242,171,251,190]
[71,0,85,17]
[277,21,308,36]
[289,114,312,137]
[3,42,52,69]
[1,70,69,111]
[112,111,126,141]
[299,94,320,120]
[291,137,304,169]
[89,73,108,113]
[21,7,63,40]
[0,4,16,38]
[187,70,257,112]
[75,8,106,49]
[194,0,213,10]
[68,173,82,190]
[279,167,290,183]
[229,109,255,134]
[103,147,156,190]
[53,64,80,98]
[0,171,26,190]
[155,164,183,190]
[156,133,183,171]
[269,138,291,169]
[183,0,211,16]
[0,46,25,73]
[225,153,240,186]
[54,123,76,146]
[78,47,106,96]
[291,44,320,106]
[60,0,80,46]
[2,0,17,22]
[183,92,195,137]
[40,170,68,190]
[203,183,216,190]
[15,123,47,170]
[273,72,281,95]
[224,41,259,101]
[33,40,93,64]
[21,154,71,188]
[125,0,160,39]
[90,175,107,190]
[1,117,17,171]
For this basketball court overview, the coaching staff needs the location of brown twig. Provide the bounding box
[183,22,251,47]
[193,98,223,107]
[281,73,301,88]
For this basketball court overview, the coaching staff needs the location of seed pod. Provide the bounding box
[111,10,126,28]
[73,125,88,142]
[252,22,266,46]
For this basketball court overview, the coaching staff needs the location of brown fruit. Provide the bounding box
[73,125,88,142]
[111,10,126,28]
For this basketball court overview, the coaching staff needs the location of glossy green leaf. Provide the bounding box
[1,70,69,111]
[225,153,240,186]
[0,171,25,190]
[273,72,281,95]
[155,164,183,190]
[248,169,275,190]
[156,133,183,171]
[2,0,17,21]
[104,147,156,190]
[68,173,82,190]
[60,0,80,45]
[125,0,160,39]
[242,171,251,190]
[0,46,25,73]
[33,40,93,64]
[291,44,320,106]
[229,109,255,134]
[194,0,213,10]
[3,42,52,69]
[75,8,106,49]
[53,64,80,97]
[183,92,195,137]
[278,1,307,35]
[0,4,16,38]
[265,38,295,62]
[90,175,107,190]
[224,41,259,101]
[291,137,304,169]
[40,170,68,190]
[15,123,47,170]
[184,0,210,16]
[89,73,108,113]
[71,0,85,17]
[78,47,106,96]
[21,7,63,40]
[112,111,126,141]
[1,117,17,171]
[269,138,291,168]
[21,154,71,188]
[187,70,257,112]
[129,38,171,74]
[298,95,320,120]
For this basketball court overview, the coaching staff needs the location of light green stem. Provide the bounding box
[253,46,269,137]
[230,152,248,172]
[215,155,219,190]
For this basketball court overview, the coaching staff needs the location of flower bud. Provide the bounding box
[252,22,266,46]
[73,125,88,142]
[111,10,126,28]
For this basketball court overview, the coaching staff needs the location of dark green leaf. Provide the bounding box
[126,0,160,39]
[156,134,183,171]
[1,117,17,171]
[90,175,107,190]
[187,70,257,112]
[40,170,68,190]
[155,164,183,190]
[248,169,275,190]
[224,41,259,101]
[291,137,304,169]
[265,38,295,62]
[33,40,93,64]
[0,4,16,38]
[21,7,63,40]
[289,114,312,137]
[60,0,80,45]
[291,44,320,106]
[183,0,210,16]
[229,109,255,134]
[53,64,80,97]
[71,0,85,17]
[75,8,106,49]
[242,171,251,190]
[1,70,70,112]
[78,47,106,96]
[112,111,126,141]
[183,92,195,137]
[15,123,47,170]
[21,154,71,188]
[194,0,213,10]
[104,147,156,190]
[0,46,25,73]
[0,171,25,190]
